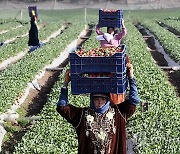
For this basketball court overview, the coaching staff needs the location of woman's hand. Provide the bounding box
[63,69,70,88]
[121,19,125,28]
[127,63,134,79]
[64,69,71,84]
[126,56,134,79]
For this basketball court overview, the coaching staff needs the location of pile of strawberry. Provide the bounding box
[75,47,123,57]
[102,9,118,13]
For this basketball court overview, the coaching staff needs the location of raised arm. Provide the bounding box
[118,61,140,119]
[116,19,127,40]
[96,24,104,35]
[126,62,140,106]
[56,70,83,127]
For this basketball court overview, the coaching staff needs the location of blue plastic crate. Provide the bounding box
[70,44,126,74]
[28,6,38,18]
[70,74,128,94]
[98,9,123,28]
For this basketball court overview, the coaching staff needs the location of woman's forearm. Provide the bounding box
[57,87,68,106]
[96,25,103,35]
[128,78,140,106]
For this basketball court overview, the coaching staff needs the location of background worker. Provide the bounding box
[56,63,140,154]
[28,10,40,47]
[28,10,44,52]
[96,19,127,48]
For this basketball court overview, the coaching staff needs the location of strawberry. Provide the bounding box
[75,46,123,57]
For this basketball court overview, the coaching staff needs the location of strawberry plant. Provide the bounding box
[0,22,84,113]
[160,19,180,33]
[0,22,64,63]
[140,19,180,63]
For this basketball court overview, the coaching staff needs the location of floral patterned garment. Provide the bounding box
[85,107,116,154]
[57,102,136,154]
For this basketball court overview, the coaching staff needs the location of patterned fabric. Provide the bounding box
[85,107,116,154]
[57,77,140,154]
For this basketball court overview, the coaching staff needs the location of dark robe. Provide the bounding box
[57,101,136,154]
[28,17,39,46]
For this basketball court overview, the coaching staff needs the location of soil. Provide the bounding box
[1,125,31,154]
[144,35,168,66]
[136,24,180,97]
[22,71,61,117]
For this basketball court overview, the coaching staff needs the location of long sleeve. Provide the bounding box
[96,25,103,35]
[118,77,140,119]
[57,87,68,106]
[116,27,127,40]
[56,87,83,127]
[128,77,140,106]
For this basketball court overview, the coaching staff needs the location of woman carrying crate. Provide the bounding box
[28,10,43,52]
[96,19,127,48]
[56,63,140,154]
[96,19,128,104]
[28,11,39,47]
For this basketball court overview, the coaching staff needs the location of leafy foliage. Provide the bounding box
[140,20,180,62]
[0,22,83,113]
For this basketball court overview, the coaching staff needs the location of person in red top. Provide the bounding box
[96,19,127,48]
[56,63,140,154]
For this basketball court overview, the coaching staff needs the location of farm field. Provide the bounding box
[0,8,180,154]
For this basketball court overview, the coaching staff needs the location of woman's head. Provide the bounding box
[90,93,110,110]
[107,27,115,35]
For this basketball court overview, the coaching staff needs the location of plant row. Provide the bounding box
[0,22,64,63]
[13,67,88,153]
[13,22,180,153]
[0,23,30,42]
[0,19,22,33]
[124,22,179,154]
[159,19,180,34]
[0,22,84,113]
[140,19,180,63]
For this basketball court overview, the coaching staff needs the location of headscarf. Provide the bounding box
[90,93,110,114]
